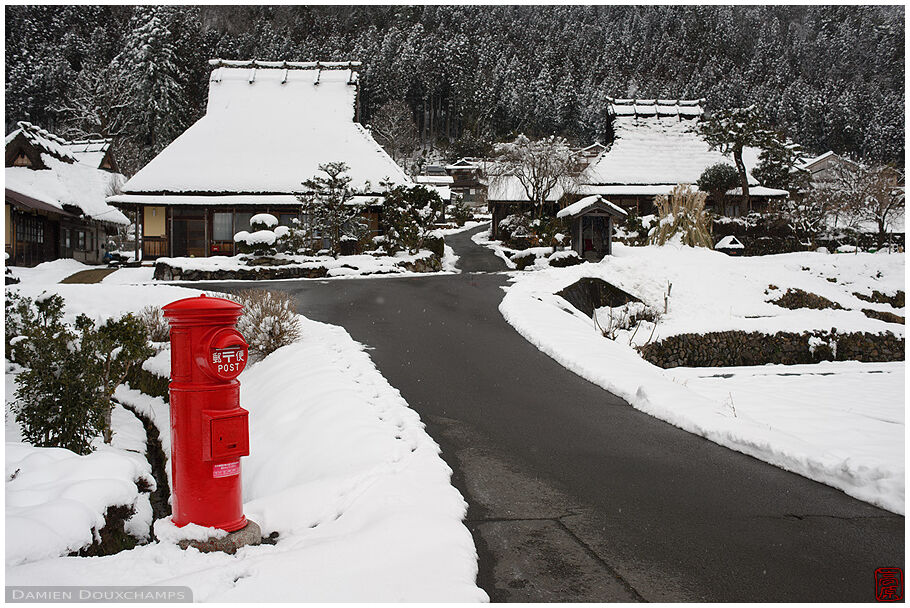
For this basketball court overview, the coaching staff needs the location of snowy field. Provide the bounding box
[5,279,485,601]
[5,258,95,285]
[500,243,904,513]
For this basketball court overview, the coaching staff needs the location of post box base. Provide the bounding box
[177,520,262,555]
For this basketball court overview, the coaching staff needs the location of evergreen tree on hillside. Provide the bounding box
[112,7,189,167]
[5,5,904,167]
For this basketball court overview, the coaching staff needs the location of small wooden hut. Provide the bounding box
[557,194,627,261]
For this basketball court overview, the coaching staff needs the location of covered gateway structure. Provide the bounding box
[109,60,410,259]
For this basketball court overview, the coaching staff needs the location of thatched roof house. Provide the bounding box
[579,99,788,216]
[6,122,128,266]
[110,59,410,258]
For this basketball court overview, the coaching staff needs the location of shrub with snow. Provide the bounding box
[250,213,279,229]
[298,162,371,257]
[381,185,444,254]
[6,293,153,454]
[448,196,474,226]
[498,213,531,241]
[137,305,170,342]
[234,213,287,257]
[223,289,302,360]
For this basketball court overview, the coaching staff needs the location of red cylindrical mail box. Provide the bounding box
[162,294,250,532]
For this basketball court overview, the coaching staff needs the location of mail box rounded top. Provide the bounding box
[202,328,248,381]
[162,294,243,326]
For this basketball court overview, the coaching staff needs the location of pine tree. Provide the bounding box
[112,7,189,166]
[297,162,370,256]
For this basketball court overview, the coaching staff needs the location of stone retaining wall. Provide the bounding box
[153,254,441,281]
[713,217,904,256]
[638,329,904,368]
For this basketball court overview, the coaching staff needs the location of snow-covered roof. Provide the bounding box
[418,184,451,202]
[445,158,480,170]
[60,139,112,169]
[414,174,454,185]
[715,235,745,249]
[557,194,627,219]
[209,59,362,70]
[119,62,409,199]
[7,122,78,163]
[6,154,129,225]
[725,185,789,197]
[582,112,766,187]
[798,150,837,170]
[608,98,705,119]
[108,193,383,207]
[487,174,572,202]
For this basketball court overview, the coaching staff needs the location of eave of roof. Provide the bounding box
[108,193,385,206]
[6,187,77,217]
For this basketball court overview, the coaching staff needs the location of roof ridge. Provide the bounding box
[608,97,706,106]
[208,59,362,70]
[65,138,113,145]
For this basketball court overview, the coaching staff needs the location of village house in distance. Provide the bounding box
[488,98,789,239]
[108,60,411,259]
[5,122,129,266]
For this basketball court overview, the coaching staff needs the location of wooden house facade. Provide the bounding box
[444,158,486,207]
[5,122,129,266]
[109,60,409,259]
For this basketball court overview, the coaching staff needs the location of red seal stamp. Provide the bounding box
[876,567,903,602]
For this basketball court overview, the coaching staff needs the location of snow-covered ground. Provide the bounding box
[500,243,904,513]
[102,265,156,284]
[5,282,485,601]
[5,258,95,284]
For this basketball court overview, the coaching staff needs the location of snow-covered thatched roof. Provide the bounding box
[116,61,409,201]
[60,139,113,169]
[583,100,784,194]
[487,175,572,202]
[6,121,79,163]
[5,123,129,225]
[608,98,705,119]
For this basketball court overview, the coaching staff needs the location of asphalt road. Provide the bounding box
[202,225,904,602]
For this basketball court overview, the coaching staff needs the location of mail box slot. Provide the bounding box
[202,408,250,461]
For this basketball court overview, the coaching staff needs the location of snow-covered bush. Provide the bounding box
[548,250,583,267]
[137,305,170,342]
[498,213,563,249]
[234,213,288,257]
[498,213,532,241]
[593,301,662,345]
[649,185,713,248]
[617,207,648,246]
[697,162,740,207]
[448,196,473,226]
[381,185,444,254]
[225,289,302,360]
[7,293,152,454]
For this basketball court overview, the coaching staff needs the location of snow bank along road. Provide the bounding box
[200,225,903,602]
